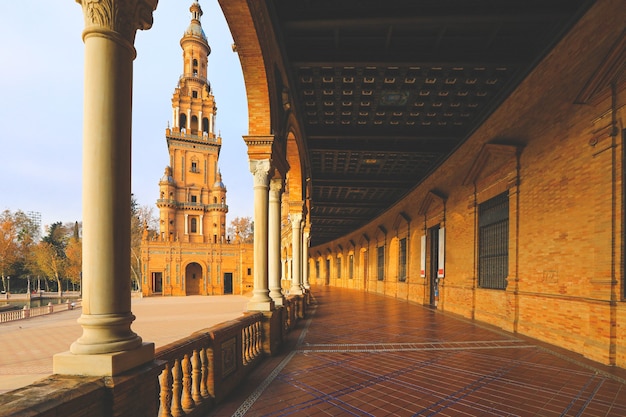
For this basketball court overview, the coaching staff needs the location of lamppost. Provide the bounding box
[7,276,9,294]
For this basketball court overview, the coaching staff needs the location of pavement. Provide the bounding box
[0,294,251,394]
[209,286,626,417]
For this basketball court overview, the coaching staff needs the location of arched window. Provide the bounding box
[213,197,217,204]
[192,59,198,76]
[191,115,199,133]
[190,218,197,233]
[202,117,209,133]
[179,114,187,131]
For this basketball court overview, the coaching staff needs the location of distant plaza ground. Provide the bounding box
[0,294,251,394]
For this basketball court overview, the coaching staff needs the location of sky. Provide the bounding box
[0,0,252,233]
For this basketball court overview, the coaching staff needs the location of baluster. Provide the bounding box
[199,347,209,398]
[158,362,173,417]
[242,327,249,365]
[255,321,262,358]
[191,349,203,404]
[250,323,256,359]
[181,353,195,411]
[206,346,215,397]
[171,359,184,417]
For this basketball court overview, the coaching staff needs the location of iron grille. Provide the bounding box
[478,192,509,289]
[398,238,407,282]
[377,246,385,281]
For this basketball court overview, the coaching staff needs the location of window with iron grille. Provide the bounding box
[398,237,407,282]
[337,257,342,279]
[377,246,385,281]
[349,254,354,279]
[478,192,509,289]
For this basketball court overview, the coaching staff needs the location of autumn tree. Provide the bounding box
[228,216,254,243]
[130,195,157,291]
[0,210,39,292]
[34,222,72,294]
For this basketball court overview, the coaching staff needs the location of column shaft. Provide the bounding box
[247,160,274,311]
[290,213,303,295]
[302,229,310,289]
[268,178,284,305]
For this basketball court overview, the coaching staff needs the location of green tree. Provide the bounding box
[65,222,82,290]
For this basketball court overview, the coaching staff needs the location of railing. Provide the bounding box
[0,293,307,417]
[156,199,228,213]
[166,128,220,145]
[0,300,81,323]
[155,312,264,417]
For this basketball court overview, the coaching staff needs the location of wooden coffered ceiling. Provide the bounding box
[265,0,594,247]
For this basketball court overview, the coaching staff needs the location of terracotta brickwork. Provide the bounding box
[308,0,626,367]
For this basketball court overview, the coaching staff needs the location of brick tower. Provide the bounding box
[141,1,253,297]
[157,0,227,245]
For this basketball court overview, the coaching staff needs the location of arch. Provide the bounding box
[285,117,306,203]
[219,0,271,136]
[191,115,199,133]
[185,262,203,295]
[202,117,209,133]
[179,113,187,131]
[192,58,199,76]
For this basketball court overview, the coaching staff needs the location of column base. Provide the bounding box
[53,342,154,377]
[271,297,285,306]
[247,299,275,312]
[290,286,304,295]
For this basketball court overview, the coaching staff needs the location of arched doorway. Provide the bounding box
[185,262,203,295]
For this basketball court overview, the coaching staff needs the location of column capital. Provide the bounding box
[290,212,303,225]
[249,159,271,188]
[76,0,158,48]
[269,177,284,192]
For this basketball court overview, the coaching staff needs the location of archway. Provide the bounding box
[185,262,203,295]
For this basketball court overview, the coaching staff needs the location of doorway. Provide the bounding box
[185,263,203,295]
[152,272,162,293]
[224,273,233,294]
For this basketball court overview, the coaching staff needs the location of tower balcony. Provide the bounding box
[166,128,221,145]
[156,199,228,213]
[179,72,210,89]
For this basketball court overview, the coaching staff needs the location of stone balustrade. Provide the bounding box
[0,300,81,323]
[0,293,307,417]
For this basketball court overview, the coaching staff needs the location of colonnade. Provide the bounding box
[246,159,309,312]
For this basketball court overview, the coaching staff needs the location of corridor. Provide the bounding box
[211,287,626,417]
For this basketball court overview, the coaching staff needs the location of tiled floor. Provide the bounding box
[210,287,626,417]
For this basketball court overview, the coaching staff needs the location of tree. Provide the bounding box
[65,222,82,290]
[33,241,66,294]
[130,195,157,291]
[228,216,254,243]
[34,221,75,294]
[0,210,39,292]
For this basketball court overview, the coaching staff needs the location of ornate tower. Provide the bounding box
[157,0,227,244]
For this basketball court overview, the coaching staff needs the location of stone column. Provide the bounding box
[54,0,157,377]
[247,160,274,311]
[290,213,303,295]
[302,227,311,289]
[268,178,284,305]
